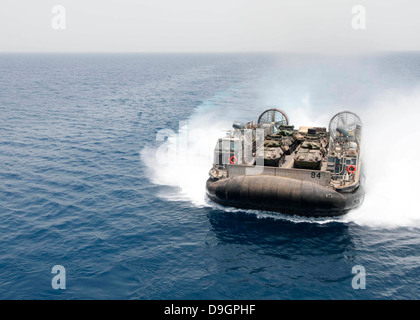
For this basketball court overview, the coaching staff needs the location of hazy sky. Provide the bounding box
[0,0,419,52]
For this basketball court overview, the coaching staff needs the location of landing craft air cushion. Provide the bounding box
[206,109,364,217]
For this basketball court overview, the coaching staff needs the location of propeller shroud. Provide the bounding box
[257,108,289,129]
[328,111,362,140]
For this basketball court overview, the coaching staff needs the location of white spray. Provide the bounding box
[344,88,420,228]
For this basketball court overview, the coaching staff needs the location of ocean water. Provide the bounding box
[0,53,419,299]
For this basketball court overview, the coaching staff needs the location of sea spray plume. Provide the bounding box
[345,88,420,228]
[141,115,231,206]
[141,117,266,205]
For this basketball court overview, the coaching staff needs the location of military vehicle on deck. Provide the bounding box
[206,108,364,217]
[293,127,327,170]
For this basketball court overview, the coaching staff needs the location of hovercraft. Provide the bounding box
[206,109,364,217]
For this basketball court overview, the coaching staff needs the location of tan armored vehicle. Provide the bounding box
[294,140,323,169]
[261,139,284,167]
[293,127,327,169]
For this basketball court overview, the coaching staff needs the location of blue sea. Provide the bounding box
[0,53,419,299]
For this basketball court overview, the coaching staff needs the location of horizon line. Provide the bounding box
[1,50,420,55]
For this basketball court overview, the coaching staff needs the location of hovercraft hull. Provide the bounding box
[206,175,364,217]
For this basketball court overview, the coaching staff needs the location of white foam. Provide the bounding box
[141,107,232,206]
[344,88,420,228]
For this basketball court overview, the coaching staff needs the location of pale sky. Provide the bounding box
[0,0,419,53]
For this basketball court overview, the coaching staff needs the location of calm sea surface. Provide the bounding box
[0,53,419,299]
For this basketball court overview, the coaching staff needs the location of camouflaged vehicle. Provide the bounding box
[261,139,284,167]
[293,127,327,170]
[293,140,323,170]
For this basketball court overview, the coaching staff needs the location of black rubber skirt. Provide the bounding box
[206,175,364,217]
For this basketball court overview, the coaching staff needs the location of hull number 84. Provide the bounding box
[311,172,322,179]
